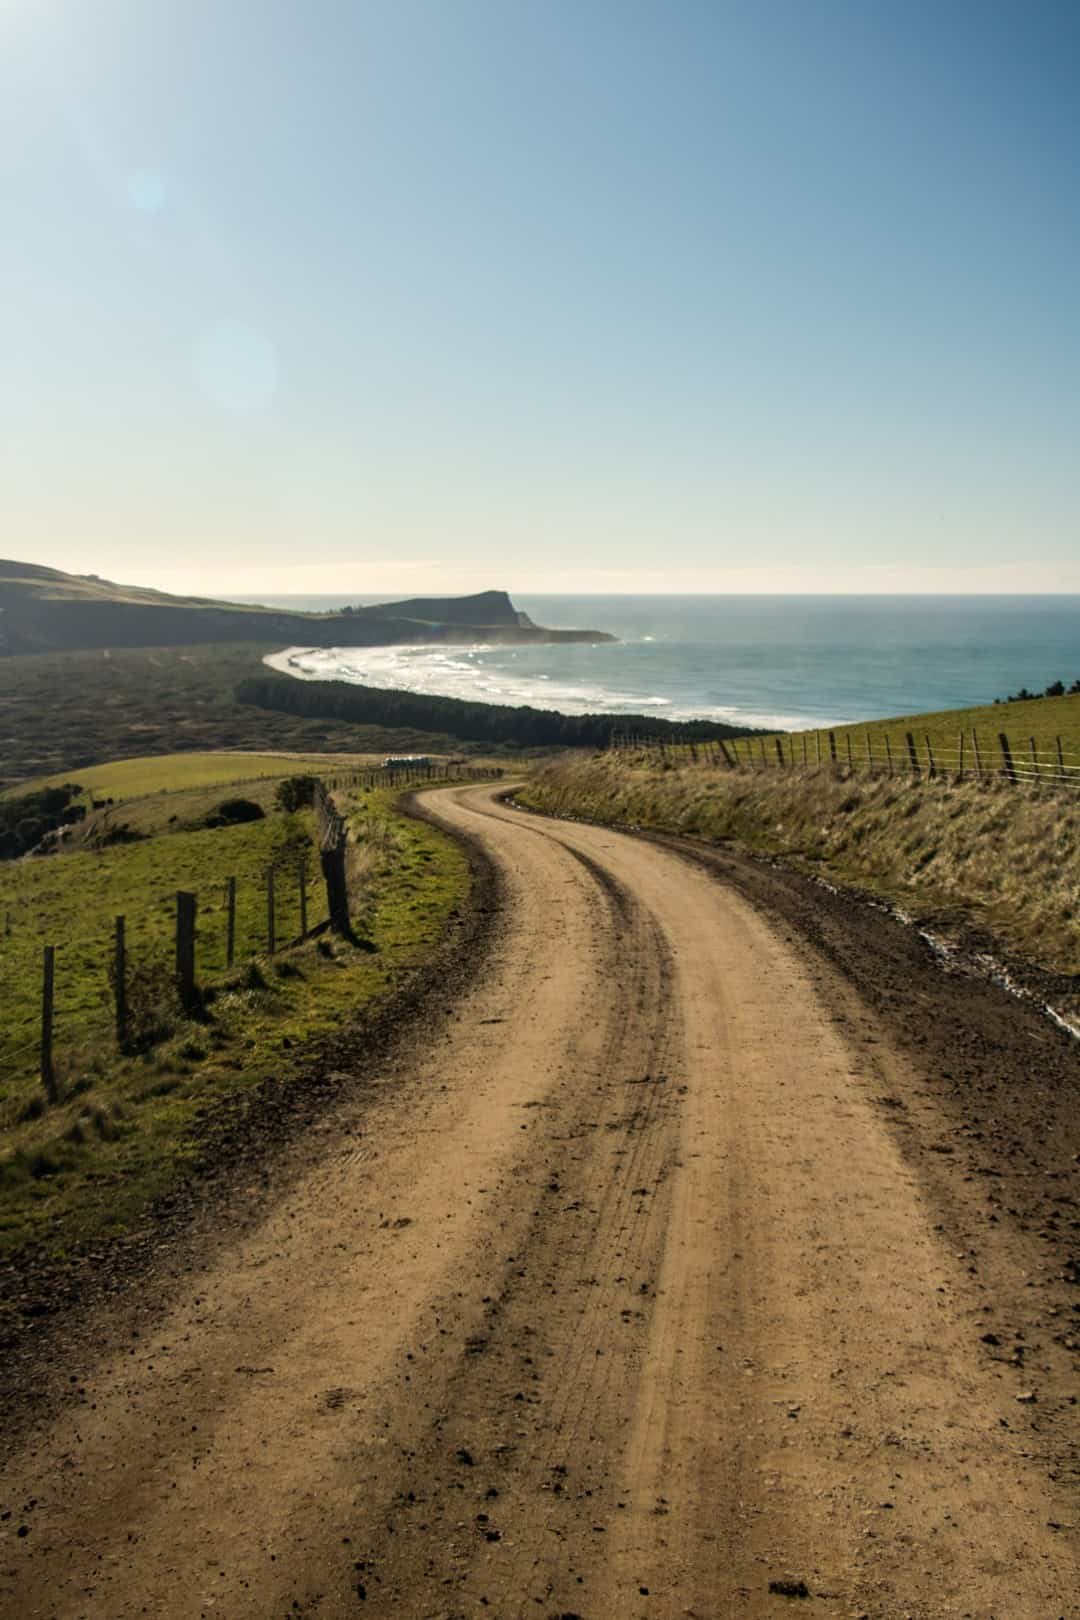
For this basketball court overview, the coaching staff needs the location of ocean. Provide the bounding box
[235,595,1080,732]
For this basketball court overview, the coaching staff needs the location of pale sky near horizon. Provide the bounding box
[2,1,1077,596]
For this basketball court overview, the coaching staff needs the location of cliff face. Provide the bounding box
[0,563,613,654]
[361,589,521,627]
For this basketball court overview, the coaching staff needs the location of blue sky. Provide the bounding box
[2,1,1077,594]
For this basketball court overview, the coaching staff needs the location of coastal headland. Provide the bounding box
[0,561,612,656]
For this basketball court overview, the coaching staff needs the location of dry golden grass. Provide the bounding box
[521,753,1080,975]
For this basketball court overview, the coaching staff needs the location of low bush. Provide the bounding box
[204,797,265,828]
[275,774,319,811]
[0,783,85,859]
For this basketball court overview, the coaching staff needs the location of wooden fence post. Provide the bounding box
[1029,737,1039,781]
[815,733,822,768]
[114,915,127,1047]
[884,733,893,775]
[775,737,784,768]
[828,731,837,764]
[1056,735,1065,781]
[925,734,937,778]
[998,732,1016,783]
[845,732,854,770]
[865,734,873,773]
[905,731,919,775]
[802,734,808,768]
[266,867,276,955]
[957,731,965,781]
[298,857,308,937]
[321,842,349,934]
[226,876,236,968]
[971,729,983,780]
[176,892,197,1013]
[315,779,351,935]
[41,944,58,1104]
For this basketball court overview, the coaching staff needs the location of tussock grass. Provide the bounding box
[521,753,1080,976]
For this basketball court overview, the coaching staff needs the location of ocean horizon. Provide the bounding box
[230,594,1080,732]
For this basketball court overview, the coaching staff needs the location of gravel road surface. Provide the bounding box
[2,784,1077,1618]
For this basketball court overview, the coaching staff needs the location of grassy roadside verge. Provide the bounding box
[519,752,1080,984]
[0,776,472,1277]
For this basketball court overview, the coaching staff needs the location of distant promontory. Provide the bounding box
[0,562,614,656]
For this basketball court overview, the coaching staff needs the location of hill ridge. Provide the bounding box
[0,561,610,655]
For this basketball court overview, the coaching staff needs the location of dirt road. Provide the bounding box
[3,785,1078,1618]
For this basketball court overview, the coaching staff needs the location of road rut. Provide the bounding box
[2,784,1076,1618]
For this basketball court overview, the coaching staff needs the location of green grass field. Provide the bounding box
[4,749,377,803]
[0,759,473,1266]
[0,810,320,1105]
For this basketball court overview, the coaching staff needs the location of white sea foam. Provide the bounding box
[266,644,675,713]
[263,645,817,732]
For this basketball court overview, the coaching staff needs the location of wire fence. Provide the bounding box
[0,761,502,1127]
[608,727,1080,790]
[0,838,322,1129]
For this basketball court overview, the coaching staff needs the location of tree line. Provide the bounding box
[235,674,756,749]
[995,677,1080,704]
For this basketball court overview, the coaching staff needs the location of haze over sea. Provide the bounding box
[242,596,1080,733]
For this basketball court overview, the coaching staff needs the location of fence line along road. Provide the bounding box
[0,762,502,1121]
[608,728,1080,790]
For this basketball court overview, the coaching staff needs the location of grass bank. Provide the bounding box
[0,763,472,1269]
[520,752,1080,982]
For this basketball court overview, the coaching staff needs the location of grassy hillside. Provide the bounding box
[520,746,1080,992]
[0,759,473,1263]
[749,691,1080,781]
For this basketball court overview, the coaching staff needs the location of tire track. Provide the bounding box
[2,784,1077,1619]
